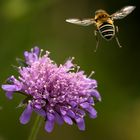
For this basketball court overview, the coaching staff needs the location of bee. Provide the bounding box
[66,6,135,52]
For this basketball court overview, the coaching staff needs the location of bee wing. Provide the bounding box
[66,18,95,26]
[111,6,136,20]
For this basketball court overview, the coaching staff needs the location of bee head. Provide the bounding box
[95,9,107,15]
[95,9,110,21]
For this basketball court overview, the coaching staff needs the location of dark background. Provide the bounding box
[0,0,140,140]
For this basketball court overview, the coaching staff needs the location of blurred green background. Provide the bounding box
[0,0,139,140]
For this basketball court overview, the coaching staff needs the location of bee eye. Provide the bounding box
[95,19,98,22]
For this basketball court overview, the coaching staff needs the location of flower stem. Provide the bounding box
[28,115,43,140]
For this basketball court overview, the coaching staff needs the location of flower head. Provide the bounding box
[2,47,101,132]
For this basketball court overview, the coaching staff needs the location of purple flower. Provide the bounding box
[2,47,101,132]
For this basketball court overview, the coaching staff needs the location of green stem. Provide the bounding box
[28,115,43,140]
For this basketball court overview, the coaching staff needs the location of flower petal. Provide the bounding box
[86,106,97,118]
[45,120,55,133]
[24,47,40,65]
[55,112,64,125]
[69,101,77,108]
[67,110,75,118]
[76,109,85,117]
[34,108,46,117]
[47,113,55,121]
[6,76,15,84]
[33,47,40,56]
[64,58,74,69]
[6,91,14,99]
[20,104,33,124]
[62,115,73,125]
[80,102,90,109]
[75,117,85,130]
[90,90,101,101]
[60,108,67,115]
[2,84,21,92]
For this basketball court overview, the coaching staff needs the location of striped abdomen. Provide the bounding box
[98,22,115,40]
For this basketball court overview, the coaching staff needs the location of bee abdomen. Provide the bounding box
[99,22,115,40]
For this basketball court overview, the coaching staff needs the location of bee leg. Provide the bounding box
[115,26,122,48]
[94,30,99,52]
[115,36,122,48]
[116,26,119,33]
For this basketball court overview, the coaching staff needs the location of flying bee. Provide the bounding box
[66,6,135,52]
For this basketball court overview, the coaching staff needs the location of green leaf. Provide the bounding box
[16,58,28,67]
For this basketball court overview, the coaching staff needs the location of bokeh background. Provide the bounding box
[0,0,139,140]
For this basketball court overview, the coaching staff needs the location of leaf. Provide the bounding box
[16,58,28,67]
[16,96,32,108]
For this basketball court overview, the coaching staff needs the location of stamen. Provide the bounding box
[88,71,95,78]
[39,49,44,58]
